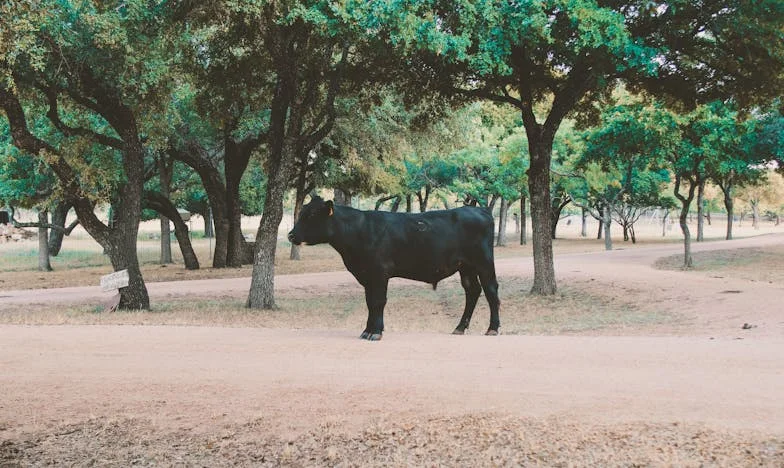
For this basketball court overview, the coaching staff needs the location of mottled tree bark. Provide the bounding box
[159,155,173,264]
[144,191,200,270]
[496,197,509,247]
[674,174,697,268]
[603,204,613,251]
[696,179,705,242]
[721,185,734,240]
[224,137,254,267]
[48,201,76,256]
[289,154,310,261]
[528,137,556,294]
[751,199,760,229]
[38,210,52,272]
[519,194,527,245]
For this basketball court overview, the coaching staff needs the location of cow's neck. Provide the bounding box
[327,206,365,261]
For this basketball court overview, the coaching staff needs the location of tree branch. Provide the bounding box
[8,206,79,233]
[41,84,124,150]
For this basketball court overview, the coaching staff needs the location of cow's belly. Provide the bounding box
[393,263,461,285]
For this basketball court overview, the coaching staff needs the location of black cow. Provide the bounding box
[288,196,500,340]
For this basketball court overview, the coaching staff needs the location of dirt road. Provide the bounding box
[2,235,784,465]
[2,325,783,435]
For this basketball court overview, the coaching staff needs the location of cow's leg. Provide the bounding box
[478,268,501,335]
[453,268,482,335]
[361,279,388,341]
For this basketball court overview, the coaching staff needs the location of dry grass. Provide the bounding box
[0,241,343,291]
[0,276,677,335]
[3,414,781,467]
[0,235,676,291]
[654,245,784,285]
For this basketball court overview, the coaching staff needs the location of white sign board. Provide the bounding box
[100,269,130,292]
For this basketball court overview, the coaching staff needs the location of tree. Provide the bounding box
[247,2,355,309]
[360,0,784,294]
[1,1,189,308]
[574,104,674,250]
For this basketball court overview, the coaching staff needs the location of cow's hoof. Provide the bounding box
[360,331,382,341]
[485,329,499,336]
[452,328,465,335]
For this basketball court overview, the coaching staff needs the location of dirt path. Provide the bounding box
[2,326,783,436]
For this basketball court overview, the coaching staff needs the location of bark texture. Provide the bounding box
[143,191,200,270]
[496,198,508,247]
[38,210,52,272]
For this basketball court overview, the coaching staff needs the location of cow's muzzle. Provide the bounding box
[287,230,300,245]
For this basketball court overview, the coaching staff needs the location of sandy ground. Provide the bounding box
[2,234,784,466]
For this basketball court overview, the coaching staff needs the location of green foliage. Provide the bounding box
[239,161,267,216]
[574,103,675,213]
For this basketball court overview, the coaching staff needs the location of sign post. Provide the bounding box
[100,269,129,312]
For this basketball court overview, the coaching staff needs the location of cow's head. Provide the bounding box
[288,195,334,246]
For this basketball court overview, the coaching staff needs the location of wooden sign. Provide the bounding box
[100,269,130,292]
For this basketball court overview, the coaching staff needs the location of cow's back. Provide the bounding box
[356,206,494,283]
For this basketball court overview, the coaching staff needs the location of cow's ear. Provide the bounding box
[325,200,334,216]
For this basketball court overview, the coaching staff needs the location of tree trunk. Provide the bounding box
[496,198,509,247]
[751,199,760,229]
[416,185,431,213]
[160,217,173,263]
[225,138,253,267]
[550,198,568,240]
[168,144,229,267]
[405,194,412,212]
[622,223,629,241]
[513,213,520,235]
[143,191,200,270]
[204,209,214,238]
[603,204,613,251]
[289,163,308,261]
[520,194,527,245]
[580,207,587,237]
[48,200,72,256]
[38,210,52,272]
[674,174,696,268]
[105,233,149,310]
[159,155,173,264]
[248,142,298,309]
[248,59,309,309]
[662,210,669,237]
[488,194,499,212]
[696,179,705,242]
[527,135,556,295]
[679,205,693,268]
